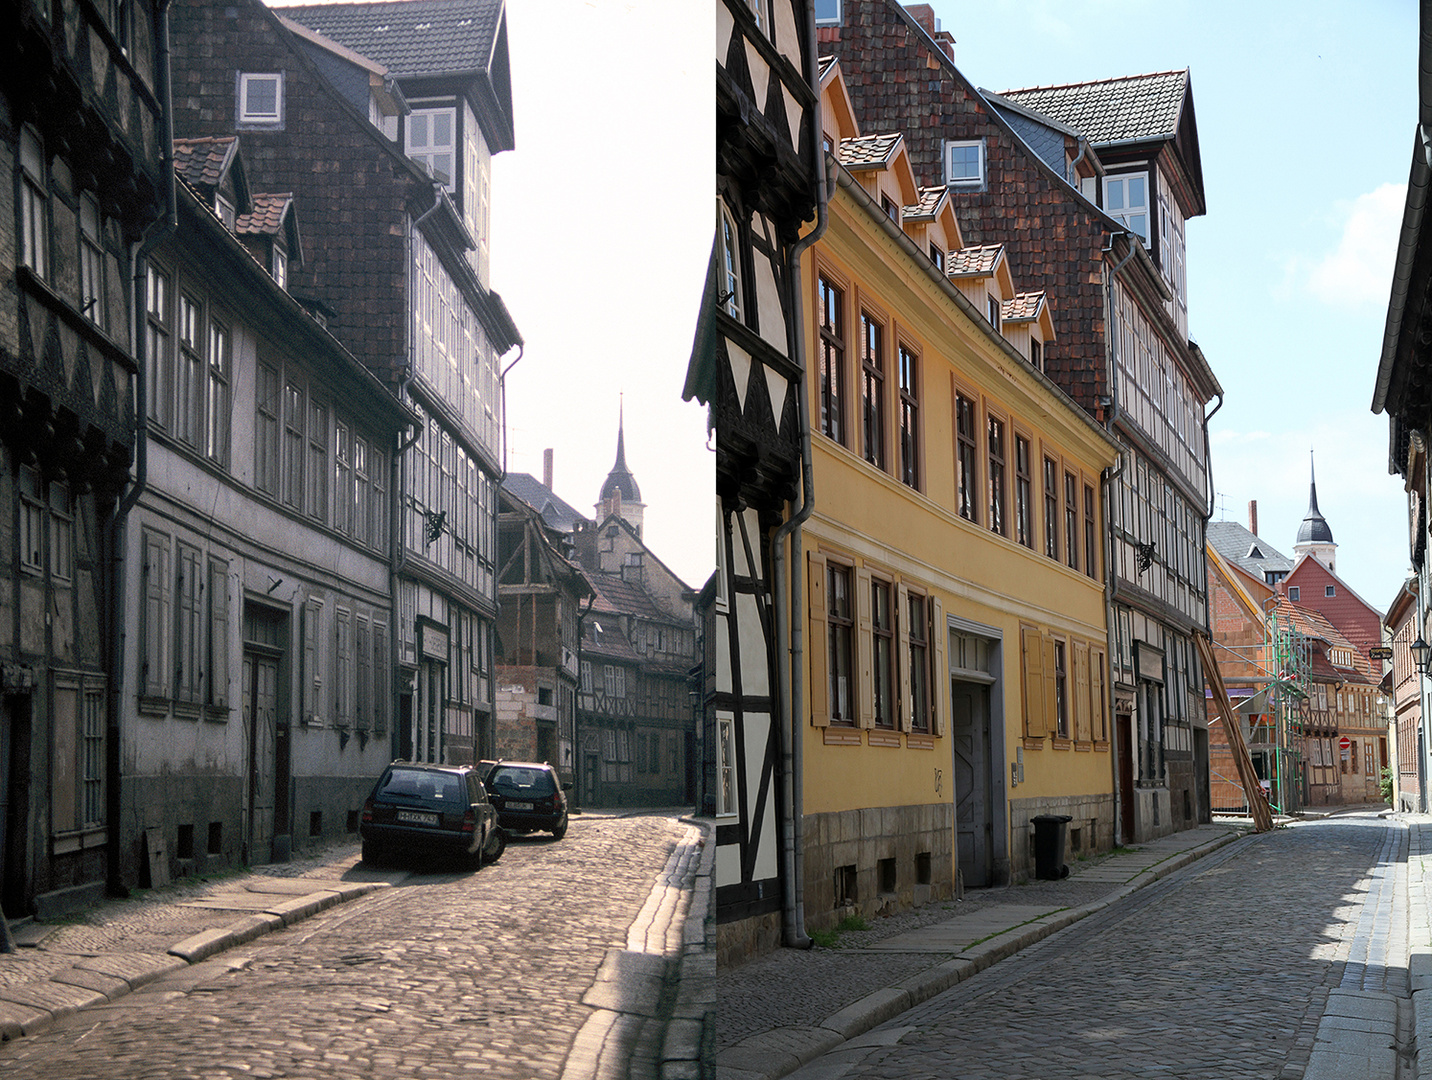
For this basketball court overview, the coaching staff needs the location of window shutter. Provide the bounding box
[856,566,874,729]
[209,558,229,708]
[374,621,388,735]
[1021,626,1046,737]
[1042,634,1057,735]
[807,552,829,727]
[896,582,911,732]
[1074,641,1091,742]
[142,533,170,698]
[930,596,946,737]
[1091,649,1106,742]
[303,600,321,723]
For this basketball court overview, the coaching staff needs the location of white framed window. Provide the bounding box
[987,294,1000,333]
[814,0,841,25]
[1325,585,1335,597]
[1105,172,1149,244]
[1288,586,1300,602]
[716,715,736,816]
[19,466,44,574]
[272,245,287,291]
[207,320,231,466]
[79,195,105,329]
[20,127,48,280]
[945,139,984,188]
[238,73,283,125]
[718,200,743,320]
[407,107,455,188]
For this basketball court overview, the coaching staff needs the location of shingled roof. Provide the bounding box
[838,132,902,169]
[281,0,503,80]
[946,242,1004,277]
[236,192,294,237]
[1001,70,1189,146]
[1000,291,1046,323]
[173,136,238,189]
[1208,520,1294,583]
[903,187,946,221]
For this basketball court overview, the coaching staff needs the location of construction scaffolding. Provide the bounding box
[1256,599,1310,815]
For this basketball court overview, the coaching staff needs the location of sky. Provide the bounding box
[491,1,713,589]
[919,0,1418,612]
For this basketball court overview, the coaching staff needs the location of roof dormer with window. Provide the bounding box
[999,291,1055,370]
[236,192,303,293]
[945,243,1015,332]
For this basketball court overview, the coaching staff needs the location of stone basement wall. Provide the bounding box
[717,910,782,970]
[802,803,954,933]
[494,673,541,763]
[1009,793,1115,881]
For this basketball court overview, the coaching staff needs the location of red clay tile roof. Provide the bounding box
[838,132,902,169]
[173,136,237,190]
[236,192,294,237]
[1001,70,1188,146]
[946,242,1004,277]
[1001,291,1046,322]
[903,186,946,220]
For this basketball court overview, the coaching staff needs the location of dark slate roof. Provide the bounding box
[502,473,591,535]
[1001,70,1188,146]
[946,243,1004,277]
[1000,291,1046,322]
[837,133,902,169]
[1207,520,1294,581]
[281,0,503,80]
[173,136,237,189]
[599,421,641,504]
[236,192,293,237]
[1296,459,1335,545]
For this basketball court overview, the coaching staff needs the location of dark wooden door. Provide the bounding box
[244,652,279,864]
[952,682,991,888]
[1118,712,1135,841]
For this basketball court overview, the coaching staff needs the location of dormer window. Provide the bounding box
[945,139,985,189]
[815,0,842,25]
[1105,172,1149,244]
[272,246,287,291]
[407,107,455,189]
[929,244,944,273]
[238,73,284,126]
[216,196,235,231]
[880,194,899,224]
[1030,339,1041,370]
[987,295,1000,333]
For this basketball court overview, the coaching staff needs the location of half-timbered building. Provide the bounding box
[1,0,169,918]
[688,0,823,964]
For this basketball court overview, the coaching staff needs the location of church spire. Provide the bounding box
[597,396,645,537]
[1294,449,1336,571]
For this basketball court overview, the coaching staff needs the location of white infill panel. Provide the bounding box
[717,3,735,67]
[774,0,799,62]
[744,713,779,882]
[743,38,771,112]
[738,591,769,696]
[715,840,742,888]
[753,239,786,352]
[726,337,753,412]
[780,83,803,156]
[764,365,788,431]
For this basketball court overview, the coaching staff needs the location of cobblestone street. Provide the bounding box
[0,813,697,1079]
[755,814,1414,1080]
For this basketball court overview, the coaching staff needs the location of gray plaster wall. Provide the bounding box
[1009,792,1115,880]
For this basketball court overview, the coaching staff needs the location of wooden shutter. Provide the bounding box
[374,621,389,735]
[1021,626,1046,737]
[896,582,911,732]
[856,566,874,729]
[931,596,947,737]
[1091,649,1106,742]
[807,552,829,726]
[1042,634,1057,735]
[142,532,170,698]
[209,558,229,708]
[1074,641,1091,742]
[303,599,321,723]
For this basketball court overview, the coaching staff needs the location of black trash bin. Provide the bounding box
[1031,814,1073,880]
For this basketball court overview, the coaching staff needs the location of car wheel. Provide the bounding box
[361,839,384,866]
[485,827,506,864]
[551,817,568,841]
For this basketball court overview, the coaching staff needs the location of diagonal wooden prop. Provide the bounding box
[1195,631,1274,833]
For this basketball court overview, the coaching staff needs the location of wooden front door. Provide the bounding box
[243,652,279,865]
[1118,711,1135,842]
[952,681,992,888]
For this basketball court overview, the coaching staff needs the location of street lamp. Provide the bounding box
[1412,636,1432,676]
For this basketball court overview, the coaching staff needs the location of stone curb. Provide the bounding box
[717,828,1249,1080]
[0,881,386,1043]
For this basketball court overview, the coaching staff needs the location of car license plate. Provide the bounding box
[508,801,534,811]
[397,810,438,826]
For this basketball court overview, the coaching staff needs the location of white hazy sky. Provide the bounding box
[922,0,1416,614]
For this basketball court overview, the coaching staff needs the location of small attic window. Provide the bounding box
[945,139,985,188]
[272,245,288,292]
[880,194,899,224]
[1247,544,1264,559]
[238,73,284,126]
[815,0,842,26]
[216,195,235,231]
[1030,339,1042,370]
[987,295,1000,333]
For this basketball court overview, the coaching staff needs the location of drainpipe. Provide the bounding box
[105,0,177,896]
[1101,229,1135,845]
[1067,137,1089,189]
[770,11,830,948]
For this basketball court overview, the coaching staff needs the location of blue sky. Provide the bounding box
[925,0,1418,611]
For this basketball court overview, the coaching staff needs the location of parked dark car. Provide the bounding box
[483,761,570,839]
[360,762,505,869]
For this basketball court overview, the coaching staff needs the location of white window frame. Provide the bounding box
[1288,586,1300,602]
[718,200,743,321]
[79,195,104,329]
[238,73,284,125]
[406,106,456,190]
[944,139,985,188]
[814,0,842,26]
[716,715,736,816]
[1105,171,1149,244]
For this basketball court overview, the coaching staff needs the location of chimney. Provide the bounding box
[904,4,955,61]
[1248,500,1258,537]
[543,448,553,490]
